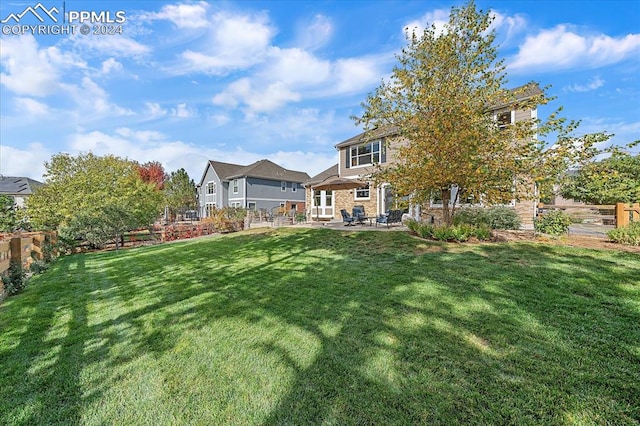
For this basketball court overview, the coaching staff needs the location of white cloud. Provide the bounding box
[62,77,134,117]
[404,9,450,39]
[171,103,195,118]
[489,11,526,43]
[14,98,50,115]
[0,35,84,97]
[332,57,384,94]
[297,14,333,51]
[510,25,640,71]
[0,143,51,180]
[69,33,150,58]
[101,58,123,74]
[564,76,605,92]
[143,1,210,29]
[63,128,331,183]
[263,47,331,87]
[145,102,168,118]
[213,79,300,113]
[178,11,275,75]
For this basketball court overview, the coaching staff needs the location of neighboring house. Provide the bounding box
[305,83,542,225]
[197,159,309,218]
[0,176,43,208]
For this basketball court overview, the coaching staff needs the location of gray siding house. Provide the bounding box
[0,176,43,207]
[197,159,309,218]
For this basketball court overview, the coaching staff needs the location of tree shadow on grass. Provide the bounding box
[2,229,639,424]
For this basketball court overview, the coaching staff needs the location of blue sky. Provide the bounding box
[1,0,638,183]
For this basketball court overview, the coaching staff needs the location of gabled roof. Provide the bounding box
[227,159,310,182]
[335,126,398,149]
[303,164,339,187]
[335,83,544,149]
[200,159,309,184]
[0,176,43,196]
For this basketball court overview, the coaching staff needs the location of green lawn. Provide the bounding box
[1,228,639,425]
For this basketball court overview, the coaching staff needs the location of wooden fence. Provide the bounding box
[0,232,57,301]
[537,203,639,228]
[616,203,640,228]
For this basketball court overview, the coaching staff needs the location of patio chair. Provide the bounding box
[376,209,403,228]
[352,205,368,225]
[340,209,355,226]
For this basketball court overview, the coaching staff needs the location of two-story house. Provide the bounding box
[197,159,309,218]
[0,176,43,208]
[305,83,542,225]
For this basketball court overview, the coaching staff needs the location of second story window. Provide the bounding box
[233,179,239,193]
[497,111,512,130]
[206,182,216,194]
[350,140,381,167]
[292,183,297,192]
[281,181,287,192]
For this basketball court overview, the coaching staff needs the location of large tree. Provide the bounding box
[164,168,197,220]
[561,143,640,204]
[26,153,164,248]
[138,161,167,190]
[355,0,606,224]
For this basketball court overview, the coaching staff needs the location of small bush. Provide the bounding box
[473,225,492,241]
[484,207,521,230]
[454,207,520,230]
[607,222,640,246]
[535,210,572,236]
[3,260,27,295]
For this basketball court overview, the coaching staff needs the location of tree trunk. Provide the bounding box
[441,188,452,225]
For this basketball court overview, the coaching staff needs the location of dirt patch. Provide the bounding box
[492,230,640,253]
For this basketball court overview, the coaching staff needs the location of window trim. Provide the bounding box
[281,181,287,192]
[232,179,239,194]
[354,184,370,200]
[348,140,381,168]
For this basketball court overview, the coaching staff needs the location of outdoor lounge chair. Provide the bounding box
[376,209,403,227]
[352,205,369,225]
[340,209,355,226]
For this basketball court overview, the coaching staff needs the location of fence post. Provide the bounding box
[615,203,627,228]
[633,203,640,222]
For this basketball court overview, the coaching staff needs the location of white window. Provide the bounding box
[350,140,380,167]
[206,182,216,194]
[231,201,241,208]
[497,111,512,130]
[205,203,216,217]
[247,202,257,211]
[355,184,370,200]
[292,183,297,192]
[233,179,239,193]
[281,181,287,192]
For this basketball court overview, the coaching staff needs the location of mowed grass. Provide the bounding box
[1,228,639,425]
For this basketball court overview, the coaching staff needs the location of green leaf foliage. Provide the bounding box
[354,0,608,224]
[561,151,640,204]
[164,168,197,219]
[26,153,163,247]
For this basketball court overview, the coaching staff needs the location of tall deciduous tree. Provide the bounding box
[561,143,640,204]
[164,168,197,220]
[26,153,164,248]
[138,161,167,190]
[355,0,607,224]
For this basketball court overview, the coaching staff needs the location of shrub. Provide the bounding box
[535,210,572,236]
[607,222,640,246]
[3,260,27,296]
[453,209,486,227]
[473,225,492,241]
[484,207,521,230]
[454,207,520,230]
